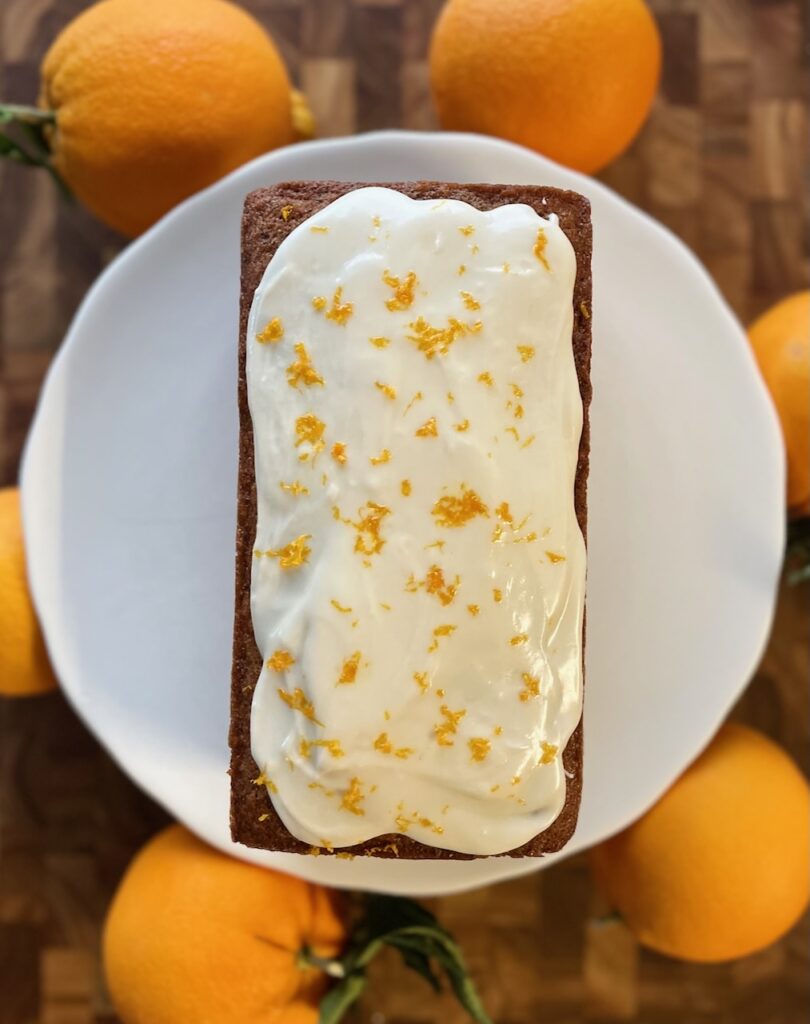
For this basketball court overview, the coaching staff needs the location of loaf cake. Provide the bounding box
[230,181,592,859]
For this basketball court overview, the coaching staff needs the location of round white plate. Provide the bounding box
[21,131,784,896]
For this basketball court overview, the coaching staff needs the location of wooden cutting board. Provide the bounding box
[0,2,807,1022]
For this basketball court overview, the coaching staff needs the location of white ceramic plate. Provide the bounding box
[21,132,784,896]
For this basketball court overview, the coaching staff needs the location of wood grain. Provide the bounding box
[1,1,808,1021]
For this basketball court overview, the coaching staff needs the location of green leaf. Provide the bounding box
[318,971,367,1024]
[18,119,51,158]
[364,894,439,933]
[386,935,442,991]
[348,935,386,972]
[322,896,493,1024]
[379,925,493,1024]
[307,895,492,1023]
[0,131,38,164]
[0,104,72,199]
[0,103,55,126]
[416,930,493,1024]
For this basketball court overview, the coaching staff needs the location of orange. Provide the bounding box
[748,292,810,516]
[0,487,58,697]
[103,825,346,1024]
[429,0,661,174]
[590,723,810,963]
[39,0,294,237]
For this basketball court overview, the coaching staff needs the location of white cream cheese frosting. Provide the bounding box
[246,186,585,856]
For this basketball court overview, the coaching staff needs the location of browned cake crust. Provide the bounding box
[230,181,592,859]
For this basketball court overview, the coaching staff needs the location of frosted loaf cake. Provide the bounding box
[230,181,592,859]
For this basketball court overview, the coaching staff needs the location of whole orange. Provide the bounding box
[0,487,58,698]
[748,291,810,516]
[591,724,810,963]
[429,0,661,174]
[103,825,346,1024]
[40,0,294,237]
